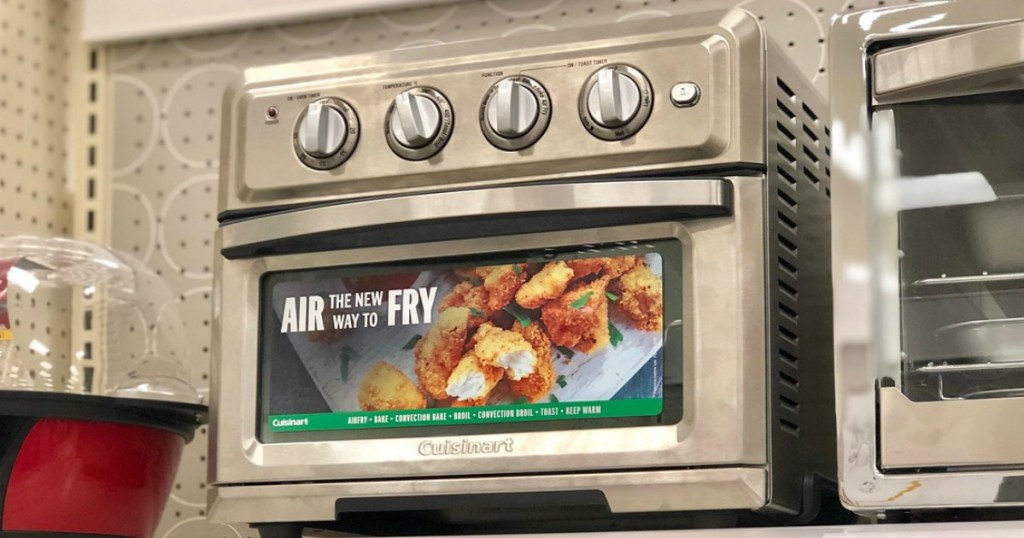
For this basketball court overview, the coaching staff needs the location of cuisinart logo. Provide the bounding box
[418,438,514,456]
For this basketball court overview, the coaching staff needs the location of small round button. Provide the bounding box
[480,76,551,151]
[293,97,360,170]
[297,101,346,157]
[670,82,701,107]
[389,92,441,148]
[579,65,653,141]
[385,87,454,161]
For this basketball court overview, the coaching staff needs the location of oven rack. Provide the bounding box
[913,272,1024,287]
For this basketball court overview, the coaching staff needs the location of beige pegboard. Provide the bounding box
[0,0,72,237]
[100,1,921,536]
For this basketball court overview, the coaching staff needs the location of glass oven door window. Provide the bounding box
[893,90,1024,402]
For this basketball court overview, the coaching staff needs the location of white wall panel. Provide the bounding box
[102,1,920,536]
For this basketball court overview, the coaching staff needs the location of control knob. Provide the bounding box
[385,87,454,160]
[293,97,360,170]
[579,65,653,141]
[480,76,551,151]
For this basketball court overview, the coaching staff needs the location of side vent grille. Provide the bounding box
[768,76,831,438]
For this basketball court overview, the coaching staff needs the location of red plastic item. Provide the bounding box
[2,418,185,538]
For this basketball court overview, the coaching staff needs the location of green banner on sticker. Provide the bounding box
[268,398,663,432]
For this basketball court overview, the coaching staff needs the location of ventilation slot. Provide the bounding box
[802,124,819,144]
[779,371,799,390]
[777,77,796,99]
[803,167,821,186]
[780,394,800,413]
[778,234,798,255]
[780,418,800,436]
[777,189,797,209]
[802,146,820,166]
[778,256,798,277]
[777,100,796,120]
[802,102,819,123]
[777,211,797,232]
[779,324,799,345]
[779,301,798,322]
[779,279,798,299]
[778,122,796,143]
[777,166,797,187]
[779,347,798,368]
[778,145,797,165]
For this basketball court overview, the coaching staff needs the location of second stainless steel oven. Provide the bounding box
[211,10,835,535]
[831,0,1024,514]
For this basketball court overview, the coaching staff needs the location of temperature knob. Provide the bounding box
[385,87,453,161]
[292,97,360,170]
[480,76,551,151]
[579,65,653,141]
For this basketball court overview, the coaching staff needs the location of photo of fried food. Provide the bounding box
[479,264,527,311]
[358,362,427,411]
[541,276,611,353]
[515,260,574,309]
[565,256,638,282]
[610,262,664,332]
[470,322,537,380]
[508,322,555,402]
[414,307,470,400]
[445,351,505,403]
[438,282,493,327]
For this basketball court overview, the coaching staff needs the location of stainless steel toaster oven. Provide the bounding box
[831,0,1024,515]
[210,10,836,536]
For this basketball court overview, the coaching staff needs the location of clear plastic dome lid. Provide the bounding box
[0,236,200,404]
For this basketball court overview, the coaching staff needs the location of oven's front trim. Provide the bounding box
[208,467,769,525]
[212,177,768,485]
[830,0,1024,511]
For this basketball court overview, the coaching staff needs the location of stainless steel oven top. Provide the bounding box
[218,9,769,217]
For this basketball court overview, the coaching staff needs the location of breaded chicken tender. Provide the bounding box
[358,362,427,411]
[610,262,663,332]
[439,282,493,328]
[566,256,638,282]
[515,261,574,309]
[414,307,470,400]
[508,322,555,402]
[470,322,537,380]
[479,264,527,311]
[541,277,611,353]
[446,351,504,402]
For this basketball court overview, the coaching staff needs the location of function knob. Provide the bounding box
[579,65,653,141]
[480,76,551,151]
[292,97,360,170]
[385,87,454,161]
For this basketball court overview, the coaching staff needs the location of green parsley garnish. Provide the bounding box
[569,291,592,309]
[512,264,522,276]
[502,304,532,327]
[339,346,357,382]
[549,394,559,403]
[469,307,485,317]
[608,322,624,347]
[556,375,567,388]
[605,291,619,302]
[555,346,575,359]
[513,396,529,405]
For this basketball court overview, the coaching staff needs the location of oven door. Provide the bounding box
[212,177,770,490]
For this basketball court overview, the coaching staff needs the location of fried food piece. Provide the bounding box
[610,262,663,332]
[470,322,537,380]
[446,351,504,402]
[541,277,611,353]
[508,322,556,402]
[358,362,427,411]
[439,282,493,328]
[566,256,638,282]
[479,264,527,311]
[515,261,574,309]
[414,307,470,400]
[449,397,488,407]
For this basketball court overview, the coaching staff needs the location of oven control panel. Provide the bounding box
[222,10,765,215]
